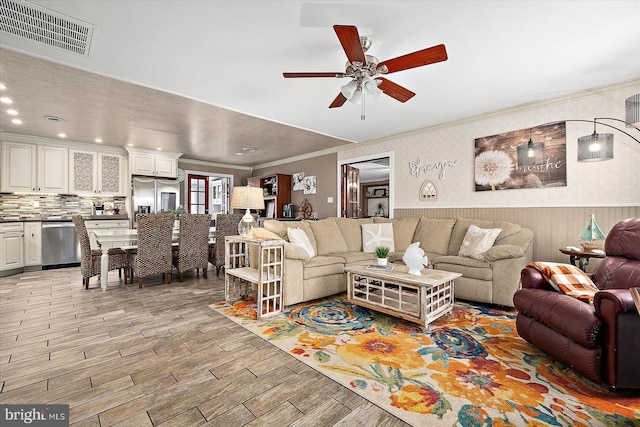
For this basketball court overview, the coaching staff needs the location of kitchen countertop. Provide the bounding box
[0,215,130,223]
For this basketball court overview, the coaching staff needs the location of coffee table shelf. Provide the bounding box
[345,265,460,330]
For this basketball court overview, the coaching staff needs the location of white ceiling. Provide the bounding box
[1,0,639,167]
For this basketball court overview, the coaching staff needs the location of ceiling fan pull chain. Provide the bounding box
[361,91,366,121]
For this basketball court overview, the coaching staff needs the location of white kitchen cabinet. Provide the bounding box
[24,221,42,266]
[85,219,130,250]
[70,149,126,196]
[1,141,68,193]
[125,147,182,178]
[0,223,24,271]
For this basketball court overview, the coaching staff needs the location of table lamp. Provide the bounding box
[231,185,265,236]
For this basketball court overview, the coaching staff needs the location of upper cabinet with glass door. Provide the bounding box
[69,149,126,196]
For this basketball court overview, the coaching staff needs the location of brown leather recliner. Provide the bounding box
[513,217,640,389]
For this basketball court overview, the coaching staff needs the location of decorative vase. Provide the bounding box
[174,219,180,230]
[377,257,388,266]
[403,242,428,275]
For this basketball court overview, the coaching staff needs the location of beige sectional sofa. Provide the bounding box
[263,216,534,308]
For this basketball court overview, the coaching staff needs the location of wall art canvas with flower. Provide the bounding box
[474,122,566,191]
[293,172,305,191]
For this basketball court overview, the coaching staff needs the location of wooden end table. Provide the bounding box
[345,264,461,331]
[559,248,605,272]
[225,235,285,319]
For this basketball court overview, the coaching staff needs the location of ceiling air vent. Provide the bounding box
[0,0,95,56]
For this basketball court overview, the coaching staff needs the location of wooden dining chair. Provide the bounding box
[71,215,128,289]
[208,213,244,277]
[172,213,212,281]
[128,213,174,288]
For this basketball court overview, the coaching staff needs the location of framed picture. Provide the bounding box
[373,188,386,197]
[304,175,316,194]
[293,172,305,191]
[474,122,566,191]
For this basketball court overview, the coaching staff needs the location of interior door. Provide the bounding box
[188,174,209,214]
[341,164,360,218]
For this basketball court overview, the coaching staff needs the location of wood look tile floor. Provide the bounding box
[0,267,409,426]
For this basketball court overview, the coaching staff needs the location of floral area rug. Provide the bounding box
[211,295,640,427]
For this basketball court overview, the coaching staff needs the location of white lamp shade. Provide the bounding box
[363,77,382,98]
[231,186,265,210]
[340,80,358,99]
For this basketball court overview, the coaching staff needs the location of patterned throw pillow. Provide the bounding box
[527,262,600,303]
[361,223,395,253]
[458,224,502,260]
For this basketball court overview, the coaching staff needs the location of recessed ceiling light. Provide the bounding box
[11,118,22,125]
[0,97,13,104]
[7,109,18,115]
[0,83,6,90]
[95,138,103,143]
[242,147,257,153]
[127,143,134,147]
[44,115,64,122]
[234,152,244,156]
[156,147,162,151]
[58,133,66,138]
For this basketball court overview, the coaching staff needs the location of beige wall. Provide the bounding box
[338,79,640,209]
[252,153,338,219]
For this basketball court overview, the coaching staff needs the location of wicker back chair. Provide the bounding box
[71,215,128,289]
[129,214,174,288]
[208,213,244,276]
[172,213,212,281]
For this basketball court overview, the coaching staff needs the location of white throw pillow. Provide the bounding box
[287,227,315,258]
[458,225,502,260]
[361,223,395,253]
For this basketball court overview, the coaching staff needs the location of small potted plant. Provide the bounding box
[169,205,187,229]
[375,246,390,266]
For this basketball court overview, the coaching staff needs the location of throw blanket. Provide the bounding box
[527,262,599,303]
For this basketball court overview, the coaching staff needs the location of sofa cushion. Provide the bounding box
[331,251,376,265]
[361,223,395,252]
[432,255,493,281]
[392,217,420,252]
[335,217,374,252]
[303,255,345,279]
[413,217,456,256]
[458,225,502,260]
[309,218,348,255]
[448,217,521,255]
[287,227,315,258]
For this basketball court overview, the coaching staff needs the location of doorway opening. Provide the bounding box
[184,170,234,224]
[337,152,393,218]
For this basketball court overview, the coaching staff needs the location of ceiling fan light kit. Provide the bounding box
[283,25,447,120]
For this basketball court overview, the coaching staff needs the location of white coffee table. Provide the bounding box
[345,264,461,331]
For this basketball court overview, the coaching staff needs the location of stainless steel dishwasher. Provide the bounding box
[42,222,81,268]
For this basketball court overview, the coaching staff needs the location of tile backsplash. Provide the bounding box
[0,194,127,219]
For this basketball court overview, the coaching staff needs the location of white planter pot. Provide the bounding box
[377,257,388,266]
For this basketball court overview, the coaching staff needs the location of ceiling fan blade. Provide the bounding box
[378,44,447,74]
[283,72,345,78]
[329,93,347,108]
[334,25,366,65]
[377,78,415,103]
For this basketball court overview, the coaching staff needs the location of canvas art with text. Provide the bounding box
[474,122,566,191]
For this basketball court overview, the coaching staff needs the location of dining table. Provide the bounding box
[92,227,215,290]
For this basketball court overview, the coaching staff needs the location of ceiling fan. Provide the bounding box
[283,25,448,119]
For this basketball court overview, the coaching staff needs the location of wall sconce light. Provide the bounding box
[517,128,545,166]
